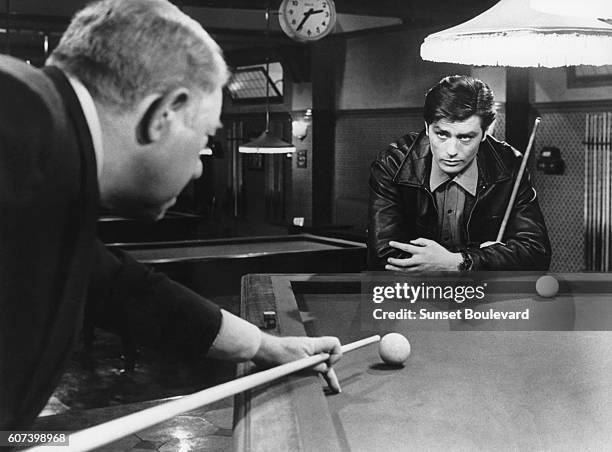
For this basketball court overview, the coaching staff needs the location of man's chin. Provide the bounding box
[440,163,465,175]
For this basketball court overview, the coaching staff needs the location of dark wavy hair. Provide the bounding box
[423,75,496,132]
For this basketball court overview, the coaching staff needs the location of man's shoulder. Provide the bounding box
[0,56,70,198]
[0,55,63,111]
[485,134,522,159]
[374,131,421,165]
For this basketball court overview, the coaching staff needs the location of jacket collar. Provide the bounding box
[42,65,99,202]
[392,130,512,188]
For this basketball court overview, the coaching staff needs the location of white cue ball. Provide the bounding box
[536,275,559,298]
[379,333,411,366]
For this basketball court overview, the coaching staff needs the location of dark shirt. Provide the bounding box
[429,157,478,252]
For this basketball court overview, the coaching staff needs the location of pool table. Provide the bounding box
[234,273,612,451]
[108,234,366,297]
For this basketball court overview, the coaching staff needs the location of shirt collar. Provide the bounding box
[66,75,104,180]
[430,155,478,196]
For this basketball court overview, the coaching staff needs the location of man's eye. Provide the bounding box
[459,136,473,142]
[436,132,447,139]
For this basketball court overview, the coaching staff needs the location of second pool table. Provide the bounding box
[108,234,366,296]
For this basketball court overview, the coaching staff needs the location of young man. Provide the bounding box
[0,0,341,430]
[368,75,551,272]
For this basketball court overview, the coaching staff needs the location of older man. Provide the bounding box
[0,0,341,430]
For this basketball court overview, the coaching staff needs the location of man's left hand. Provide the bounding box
[386,238,462,272]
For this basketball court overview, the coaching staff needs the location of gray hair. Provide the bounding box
[47,0,229,110]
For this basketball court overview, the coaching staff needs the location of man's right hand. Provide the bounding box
[386,238,462,272]
[253,334,343,393]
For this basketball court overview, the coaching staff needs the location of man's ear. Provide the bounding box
[137,88,190,144]
[424,121,429,136]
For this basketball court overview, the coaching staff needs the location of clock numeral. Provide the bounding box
[292,19,296,25]
[289,9,294,14]
[322,21,326,26]
[316,27,320,33]
[325,12,329,17]
[322,1,327,7]
[292,0,298,5]
[307,29,312,36]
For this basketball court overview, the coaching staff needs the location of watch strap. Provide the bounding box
[458,250,473,272]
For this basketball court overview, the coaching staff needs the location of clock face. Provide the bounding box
[279,0,337,42]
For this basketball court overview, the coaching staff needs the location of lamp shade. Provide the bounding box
[531,0,612,20]
[238,130,296,154]
[420,0,612,67]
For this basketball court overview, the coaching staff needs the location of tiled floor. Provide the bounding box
[34,398,234,451]
[33,313,237,452]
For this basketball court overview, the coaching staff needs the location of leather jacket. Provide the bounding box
[368,131,552,271]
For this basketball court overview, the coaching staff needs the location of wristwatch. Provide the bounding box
[458,251,473,272]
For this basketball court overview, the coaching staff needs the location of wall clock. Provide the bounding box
[279,0,337,43]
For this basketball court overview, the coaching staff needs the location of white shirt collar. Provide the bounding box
[66,75,104,180]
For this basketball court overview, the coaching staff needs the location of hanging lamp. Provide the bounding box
[530,0,612,20]
[238,9,296,154]
[420,0,612,67]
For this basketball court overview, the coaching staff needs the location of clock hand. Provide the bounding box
[296,8,315,31]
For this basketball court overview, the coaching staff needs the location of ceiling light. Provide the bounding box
[238,131,296,153]
[530,0,612,20]
[420,0,612,67]
[239,9,296,154]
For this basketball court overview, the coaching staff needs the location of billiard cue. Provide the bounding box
[25,335,381,452]
[603,113,612,272]
[584,114,590,269]
[495,117,541,243]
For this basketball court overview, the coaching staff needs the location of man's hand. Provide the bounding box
[253,334,343,393]
[386,238,462,272]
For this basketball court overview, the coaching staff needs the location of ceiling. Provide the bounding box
[181,0,500,25]
[0,0,500,65]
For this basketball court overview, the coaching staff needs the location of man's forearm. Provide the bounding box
[206,310,262,362]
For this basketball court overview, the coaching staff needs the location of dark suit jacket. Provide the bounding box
[0,56,222,429]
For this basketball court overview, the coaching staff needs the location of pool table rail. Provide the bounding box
[233,274,343,452]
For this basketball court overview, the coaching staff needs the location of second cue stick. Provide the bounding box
[496,117,542,243]
[26,335,381,452]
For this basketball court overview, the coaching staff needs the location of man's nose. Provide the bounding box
[446,140,459,157]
